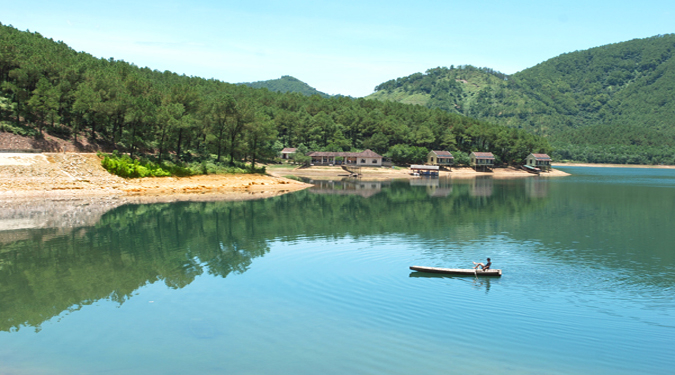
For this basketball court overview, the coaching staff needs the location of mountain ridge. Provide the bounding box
[0,22,550,167]
[240,75,332,98]
[367,34,675,164]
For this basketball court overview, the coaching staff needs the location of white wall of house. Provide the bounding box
[356,157,382,166]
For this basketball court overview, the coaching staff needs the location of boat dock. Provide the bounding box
[410,165,439,176]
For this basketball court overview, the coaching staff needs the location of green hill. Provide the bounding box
[0,23,549,167]
[368,35,675,164]
[241,75,331,98]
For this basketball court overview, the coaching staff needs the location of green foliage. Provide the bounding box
[0,120,37,136]
[551,143,675,165]
[100,152,174,178]
[387,144,428,164]
[0,23,548,168]
[369,35,675,164]
[291,144,312,166]
[241,75,332,98]
[99,151,264,178]
[453,151,470,166]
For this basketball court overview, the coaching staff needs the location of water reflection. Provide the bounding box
[1,181,542,332]
[472,276,492,294]
[3,170,674,334]
[0,201,271,332]
[525,177,549,198]
[409,177,453,197]
[408,272,494,293]
[470,176,493,197]
[308,179,387,198]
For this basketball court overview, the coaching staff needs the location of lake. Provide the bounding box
[1,167,674,374]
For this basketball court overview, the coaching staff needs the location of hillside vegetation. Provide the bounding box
[369,35,675,164]
[241,75,331,98]
[0,23,549,168]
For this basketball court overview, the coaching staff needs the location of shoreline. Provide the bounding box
[0,152,575,203]
[553,162,675,169]
[0,173,312,201]
[0,152,312,201]
[268,164,570,180]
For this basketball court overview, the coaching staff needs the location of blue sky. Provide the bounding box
[3,0,675,97]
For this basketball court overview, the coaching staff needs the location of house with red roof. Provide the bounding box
[307,149,382,166]
[427,150,454,167]
[526,153,552,171]
[470,152,495,171]
[280,148,297,160]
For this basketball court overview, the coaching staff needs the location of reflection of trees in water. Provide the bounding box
[507,181,675,273]
[0,202,271,332]
[0,181,546,332]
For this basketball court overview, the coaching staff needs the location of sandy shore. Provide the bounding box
[0,153,311,202]
[268,164,570,180]
[0,152,570,204]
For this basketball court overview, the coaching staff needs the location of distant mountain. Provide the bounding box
[368,35,675,164]
[241,76,331,98]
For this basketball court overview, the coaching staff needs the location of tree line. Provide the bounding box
[242,75,331,98]
[368,35,675,165]
[0,23,550,168]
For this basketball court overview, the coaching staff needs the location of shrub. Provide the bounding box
[100,152,268,178]
[100,153,175,178]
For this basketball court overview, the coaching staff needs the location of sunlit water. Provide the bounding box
[1,167,674,374]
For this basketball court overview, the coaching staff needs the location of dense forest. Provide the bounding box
[0,23,549,169]
[241,75,331,98]
[369,35,675,165]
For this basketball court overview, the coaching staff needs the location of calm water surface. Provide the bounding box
[1,167,674,374]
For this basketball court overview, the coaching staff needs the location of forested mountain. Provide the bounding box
[241,75,331,98]
[369,35,675,164]
[0,23,549,167]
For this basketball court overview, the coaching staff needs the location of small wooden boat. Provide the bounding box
[409,266,502,277]
[522,164,541,174]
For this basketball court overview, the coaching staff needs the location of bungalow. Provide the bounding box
[470,152,495,171]
[280,148,297,160]
[427,150,454,167]
[526,153,552,171]
[307,149,382,166]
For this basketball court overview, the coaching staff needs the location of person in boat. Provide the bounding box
[473,258,491,271]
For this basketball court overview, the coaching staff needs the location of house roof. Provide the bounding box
[307,149,382,158]
[431,150,454,158]
[471,152,495,159]
[358,149,381,158]
[281,148,297,153]
[308,151,347,157]
[531,153,551,160]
